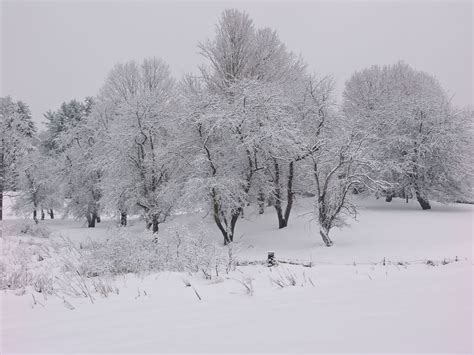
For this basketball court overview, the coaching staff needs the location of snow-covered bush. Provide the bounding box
[2,219,52,238]
[0,235,55,294]
[19,221,52,238]
[62,225,232,279]
[0,222,234,301]
[0,264,54,294]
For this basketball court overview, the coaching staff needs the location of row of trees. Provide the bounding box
[1,10,471,246]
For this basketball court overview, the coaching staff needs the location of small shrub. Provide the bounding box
[0,235,55,294]
[3,220,52,238]
[233,276,254,296]
[270,268,314,288]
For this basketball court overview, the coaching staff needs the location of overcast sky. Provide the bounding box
[1,0,472,127]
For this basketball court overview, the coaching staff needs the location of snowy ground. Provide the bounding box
[1,197,472,353]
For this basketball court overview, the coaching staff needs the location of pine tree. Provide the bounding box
[0,97,36,221]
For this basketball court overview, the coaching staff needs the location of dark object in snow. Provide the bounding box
[192,286,202,301]
[120,211,127,226]
[267,251,276,267]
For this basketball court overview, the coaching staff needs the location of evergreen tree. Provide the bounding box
[0,97,36,220]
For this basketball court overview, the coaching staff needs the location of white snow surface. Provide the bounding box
[1,197,472,353]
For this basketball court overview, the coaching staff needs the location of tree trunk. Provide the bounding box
[216,210,240,245]
[49,209,54,219]
[41,209,45,220]
[275,208,287,229]
[33,210,38,224]
[120,211,127,226]
[412,124,430,210]
[229,209,240,243]
[88,212,97,228]
[152,222,159,233]
[96,215,101,223]
[0,189,3,222]
[273,161,294,229]
[283,161,295,227]
[146,214,159,234]
[211,188,236,245]
[258,191,265,215]
[273,159,287,229]
[414,183,431,210]
[0,139,4,222]
[222,231,231,245]
[416,193,431,210]
[319,228,333,247]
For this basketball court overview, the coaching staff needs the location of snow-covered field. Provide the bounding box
[1,197,472,353]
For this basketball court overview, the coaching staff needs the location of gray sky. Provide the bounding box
[1,0,472,127]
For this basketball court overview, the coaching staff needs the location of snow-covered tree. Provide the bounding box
[12,149,62,222]
[93,58,179,233]
[46,98,102,227]
[198,9,256,91]
[183,8,327,242]
[343,62,471,209]
[307,110,389,246]
[43,98,94,154]
[262,74,334,229]
[179,77,258,244]
[0,97,36,221]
